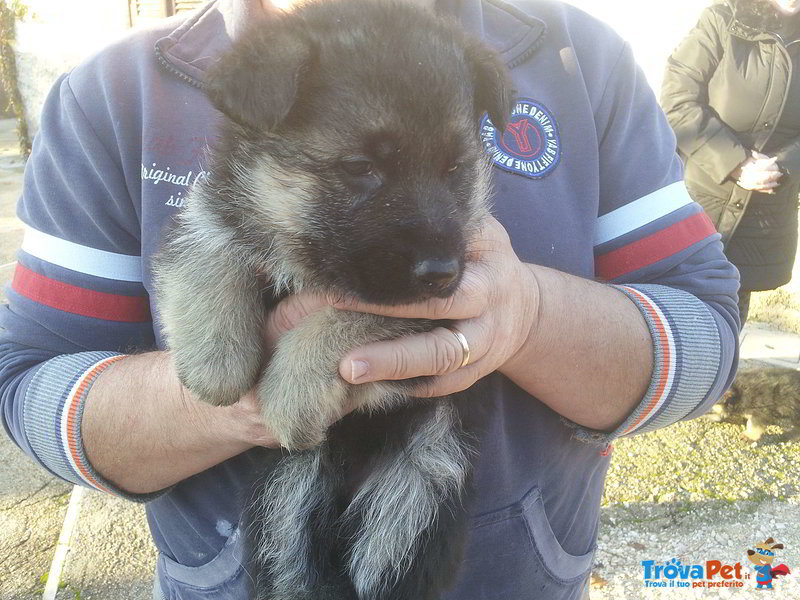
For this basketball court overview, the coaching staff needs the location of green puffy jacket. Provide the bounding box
[661,0,800,242]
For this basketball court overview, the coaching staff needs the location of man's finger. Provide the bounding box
[743,164,779,179]
[748,173,781,186]
[739,173,782,189]
[749,155,778,167]
[264,292,329,344]
[330,217,512,320]
[740,181,779,194]
[339,323,488,384]
[748,177,780,188]
[410,364,485,398]
[465,216,513,260]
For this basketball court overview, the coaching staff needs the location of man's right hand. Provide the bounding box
[263,292,330,350]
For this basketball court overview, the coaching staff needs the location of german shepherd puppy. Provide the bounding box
[154,0,513,597]
[710,367,800,441]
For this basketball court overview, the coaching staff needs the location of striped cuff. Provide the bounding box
[22,352,163,501]
[567,284,722,444]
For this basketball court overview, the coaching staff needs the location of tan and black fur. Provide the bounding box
[153,1,513,598]
[710,367,800,441]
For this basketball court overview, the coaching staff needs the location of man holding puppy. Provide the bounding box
[0,0,739,598]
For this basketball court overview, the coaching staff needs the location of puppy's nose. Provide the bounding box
[413,258,460,287]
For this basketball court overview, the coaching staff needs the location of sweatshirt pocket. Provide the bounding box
[157,526,249,600]
[444,486,594,600]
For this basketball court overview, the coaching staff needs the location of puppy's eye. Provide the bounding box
[447,162,461,173]
[341,160,374,176]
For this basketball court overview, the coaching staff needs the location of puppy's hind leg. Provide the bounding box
[341,399,474,600]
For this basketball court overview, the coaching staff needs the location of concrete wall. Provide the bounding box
[13,0,131,135]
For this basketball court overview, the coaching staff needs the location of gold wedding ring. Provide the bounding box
[447,326,471,368]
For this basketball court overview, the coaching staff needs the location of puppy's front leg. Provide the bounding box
[155,217,265,406]
[258,308,429,450]
[743,414,766,442]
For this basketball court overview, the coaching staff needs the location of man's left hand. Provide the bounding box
[331,216,538,397]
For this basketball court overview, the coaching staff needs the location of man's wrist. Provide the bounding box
[80,351,278,494]
[497,262,541,379]
[221,394,281,449]
[165,355,280,450]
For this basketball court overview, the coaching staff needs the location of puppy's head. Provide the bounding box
[709,385,743,422]
[205,0,513,303]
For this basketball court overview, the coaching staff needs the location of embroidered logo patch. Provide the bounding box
[480,99,561,178]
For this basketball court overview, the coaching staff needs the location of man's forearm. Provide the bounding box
[500,264,653,432]
[82,351,273,494]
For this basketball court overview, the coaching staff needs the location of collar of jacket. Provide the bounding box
[722,0,798,43]
[153,0,547,88]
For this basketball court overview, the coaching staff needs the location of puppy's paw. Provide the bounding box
[172,341,263,406]
[743,417,765,442]
[256,358,348,450]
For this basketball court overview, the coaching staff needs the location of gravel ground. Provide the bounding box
[0,434,157,600]
[0,437,71,599]
[592,418,800,599]
[750,289,800,335]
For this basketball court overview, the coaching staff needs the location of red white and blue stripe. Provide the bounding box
[571,182,724,440]
[13,226,154,498]
[614,286,676,435]
[12,225,150,323]
[594,181,718,282]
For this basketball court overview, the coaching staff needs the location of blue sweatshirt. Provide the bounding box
[0,0,739,598]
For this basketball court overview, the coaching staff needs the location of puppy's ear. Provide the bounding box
[465,39,514,132]
[726,384,740,401]
[205,22,314,131]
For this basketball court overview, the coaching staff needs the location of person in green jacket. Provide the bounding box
[662,0,800,322]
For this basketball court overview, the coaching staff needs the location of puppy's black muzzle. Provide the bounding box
[413,257,460,290]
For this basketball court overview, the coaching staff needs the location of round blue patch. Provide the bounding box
[480,99,561,178]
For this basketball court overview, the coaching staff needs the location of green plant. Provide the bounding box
[37,572,83,599]
[0,0,30,157]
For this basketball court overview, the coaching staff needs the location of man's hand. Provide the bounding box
[331,217,538,397]
[330,216,653,432]
[731,151,783,193]
[263,292,330,349]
